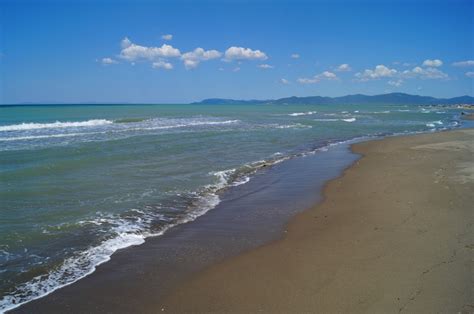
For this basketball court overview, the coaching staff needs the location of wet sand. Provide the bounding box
[13,138,360,313]
[160,129,474,313]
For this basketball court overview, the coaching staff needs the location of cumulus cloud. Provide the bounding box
[355,65,397,81]
[298,71,338,84]
[152,60,173,70]
[401,66,448,80]
[101,57,117,65]
[466,72,474,78]
[335,63,351,72]
[121,37,132,49]
[224,46,268,61]
[280,78,290,84]
[291,53,300,59]
[119,37,181,61]
[453,60,474,67]
[388,79,403,87]
[319,71,338,79]
[181,48,222,69]
[356,63,448,82]
[161,34,173,41]
[422,59,443,67]
[258,64,274,69]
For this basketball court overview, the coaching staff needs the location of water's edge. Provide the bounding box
[9,137,365,313]
[7,126,468,313]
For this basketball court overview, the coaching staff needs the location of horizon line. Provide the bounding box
[2,92,474,106]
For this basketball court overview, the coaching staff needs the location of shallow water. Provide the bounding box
[0,103,463,311]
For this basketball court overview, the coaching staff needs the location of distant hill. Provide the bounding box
[194,93,474,105]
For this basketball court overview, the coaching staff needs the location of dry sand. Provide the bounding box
[159,129,474,313]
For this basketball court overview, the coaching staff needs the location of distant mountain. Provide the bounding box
[194,93,474,105]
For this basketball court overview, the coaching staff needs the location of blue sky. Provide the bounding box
[1,0,473,104]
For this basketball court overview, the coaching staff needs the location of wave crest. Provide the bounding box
[0,120,113,132]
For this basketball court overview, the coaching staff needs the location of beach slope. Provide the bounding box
[160,129,474,313]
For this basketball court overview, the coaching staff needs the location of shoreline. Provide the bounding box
[159,128,474,313]
[7,128,472,313]
[11,134,362,313]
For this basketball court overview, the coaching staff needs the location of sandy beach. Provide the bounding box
[160,129,474,313]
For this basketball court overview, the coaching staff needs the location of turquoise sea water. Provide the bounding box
[0,103,463,311]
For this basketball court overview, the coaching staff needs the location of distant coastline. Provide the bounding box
[193,92,474,106]
[2,92,474,107]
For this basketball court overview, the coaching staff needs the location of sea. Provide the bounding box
[0,102,465,311]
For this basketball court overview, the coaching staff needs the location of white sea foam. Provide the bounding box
[314,118,340,122]
[366,110,390,114]
[2,156,261,311]
[288,111,317,117]
[138,120,240,131]
[313,117,356,122]
[0,182,232,312]
[0,119,113,132]
[0,119,240,143]
[426,120,443,128]
[276,123,312,129]
[1,161,252,312]
[0,230,147,312]
[0,132,100,141]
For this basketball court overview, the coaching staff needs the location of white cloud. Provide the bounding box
[152,60,173,70]
[466,71,474,78]
[119,37,181,61]
[280,78,290,84]
[297,78,317,84]
[291,53,300,59]
[258,64,274,69]
[298,71,338,84]
[453,60,474,67]
[161,34,173,41]
[181,47,222,69]
[101,57,117,65]
[121,37,132,49]
[422,59,443,67]
[335,63,351,72]
[388,79,403,87]
[224,46,268,61]
[319,71,338,79]
[356,63,448,82]
[183,59,198,69]
[355,65,397,81]
[401,66,448,80]
[232,67,241,72]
